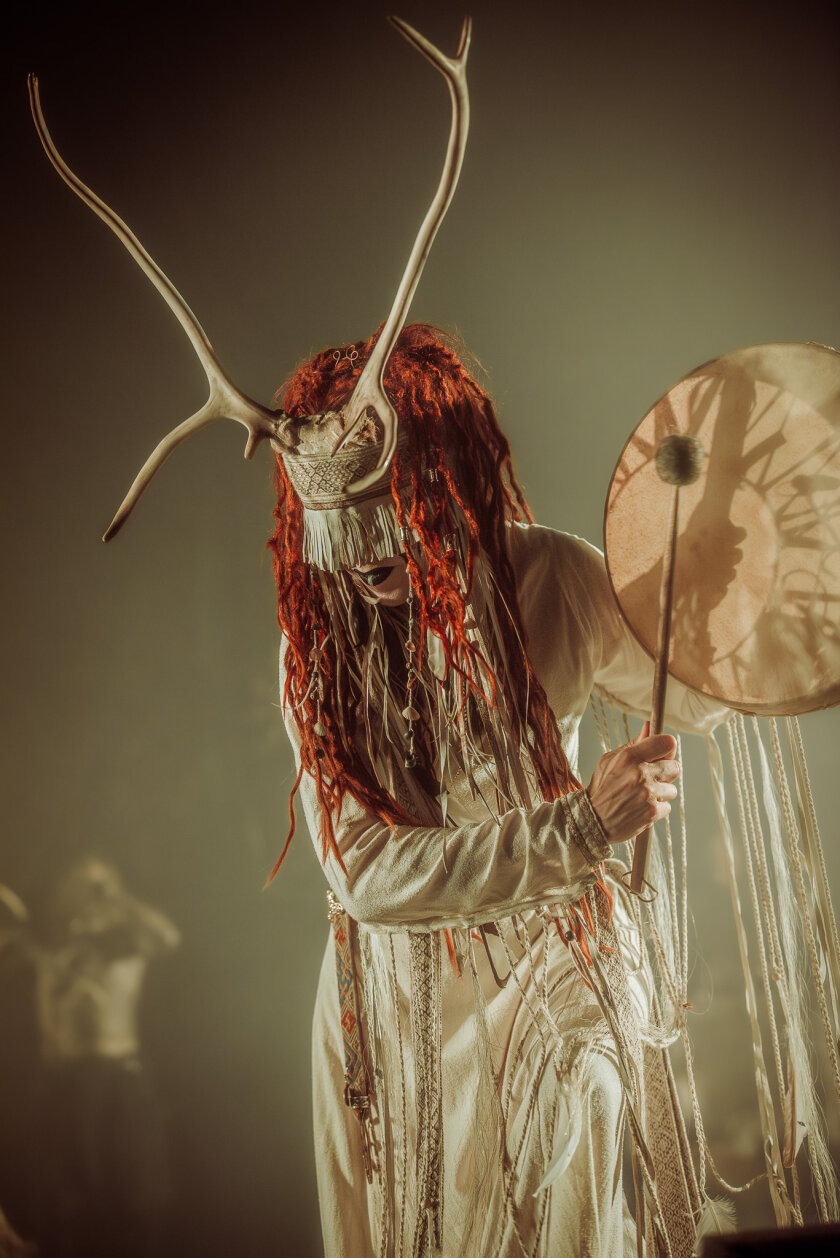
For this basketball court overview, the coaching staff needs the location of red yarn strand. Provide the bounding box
[269,325,579,872]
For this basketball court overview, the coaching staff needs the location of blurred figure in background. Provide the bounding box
[0,1204,36,1258]
[0,887,38,1258]
[1,860,179,1258]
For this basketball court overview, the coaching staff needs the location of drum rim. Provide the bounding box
[603,340,840,718]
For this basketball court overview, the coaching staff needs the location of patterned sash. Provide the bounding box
[327,891,375,1182]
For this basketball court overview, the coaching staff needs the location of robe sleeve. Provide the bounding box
[278,525,727,931]
[510,524,729,738]
[278,658,610,931]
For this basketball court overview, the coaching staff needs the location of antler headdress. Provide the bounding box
[28,15,471,548]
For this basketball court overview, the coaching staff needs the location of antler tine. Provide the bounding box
[27,75,287,541]
[332,16,472,493]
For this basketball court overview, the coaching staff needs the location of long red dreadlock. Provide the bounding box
[268,324,580,874]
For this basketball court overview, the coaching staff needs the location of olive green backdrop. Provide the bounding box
[2,1,839,1253]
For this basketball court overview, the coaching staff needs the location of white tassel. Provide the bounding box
[301,498,404,571]
[425,1206,442,1256]
[694,1196,737,1245]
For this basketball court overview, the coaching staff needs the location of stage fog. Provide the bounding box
[2,1,839,1254]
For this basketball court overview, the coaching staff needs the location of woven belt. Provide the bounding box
[326,891,375,1182]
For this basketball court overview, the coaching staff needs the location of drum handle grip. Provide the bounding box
[630,484,680,894]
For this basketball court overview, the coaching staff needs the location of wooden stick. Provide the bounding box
[630,484,680,893]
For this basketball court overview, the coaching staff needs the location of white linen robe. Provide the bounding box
[282,524,722,1258]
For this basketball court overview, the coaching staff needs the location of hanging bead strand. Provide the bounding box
[310,623,327,755]
[403,582,420,769]
[401,525,420,770]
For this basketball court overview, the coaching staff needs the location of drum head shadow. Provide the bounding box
[604,342,840,716]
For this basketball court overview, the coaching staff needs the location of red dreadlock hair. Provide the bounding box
[268,324,580,874]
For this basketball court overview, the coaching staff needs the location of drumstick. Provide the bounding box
[630,433,704,894]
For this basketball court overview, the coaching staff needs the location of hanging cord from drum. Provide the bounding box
[749,719,837,1223]
[707,731,793,1223]
[730,723,792,1132]
[744,714,834,1218]
[710,717,840,1223]
[727,719,804,1222]
[734,719,813,1215]
[785,717,840,1032]
[770,719,840,1111]
[762,720,839,1219]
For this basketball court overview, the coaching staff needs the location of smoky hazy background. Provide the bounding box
[2,0,839,1254]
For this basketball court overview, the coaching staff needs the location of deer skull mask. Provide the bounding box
[29,16,471,561]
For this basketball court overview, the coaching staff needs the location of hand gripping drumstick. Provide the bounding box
[629,433,704,894]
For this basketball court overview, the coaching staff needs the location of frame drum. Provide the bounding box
[604,342,840,716]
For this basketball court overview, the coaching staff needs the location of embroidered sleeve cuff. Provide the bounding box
[559,789,611,866]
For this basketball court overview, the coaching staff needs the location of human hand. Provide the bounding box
[586,724,680,845]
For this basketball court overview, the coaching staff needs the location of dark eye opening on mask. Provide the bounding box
[354,566,394,588]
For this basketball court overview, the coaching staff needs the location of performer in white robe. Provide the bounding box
[25,22,732,1249]
[26,13,840,1256]
[271,330,725,1258]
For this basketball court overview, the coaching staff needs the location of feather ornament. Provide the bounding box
[533,1095,584,1194]
[694,1196,737,1243]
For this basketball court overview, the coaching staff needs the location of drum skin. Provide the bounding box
[604,342,840,716]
